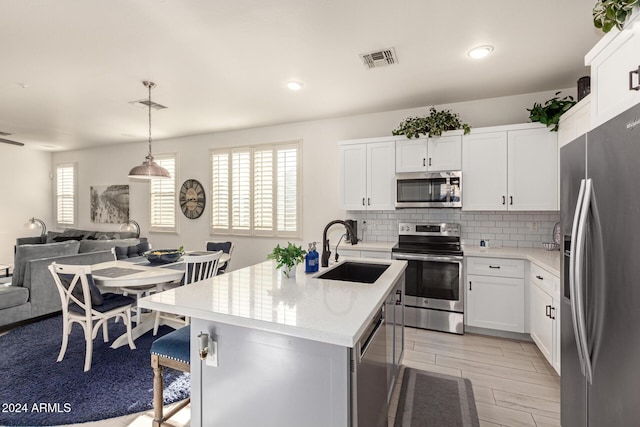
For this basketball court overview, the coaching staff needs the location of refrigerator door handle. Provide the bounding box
[570,178,587,376]
[575,178,594,384]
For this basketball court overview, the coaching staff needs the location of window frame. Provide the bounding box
[210,140,302,238]
[149,153,178,234]
[55,162,77,228]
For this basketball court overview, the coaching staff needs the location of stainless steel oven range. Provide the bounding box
[391,222,464,334]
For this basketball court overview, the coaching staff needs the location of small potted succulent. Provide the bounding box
[267,242,306,278]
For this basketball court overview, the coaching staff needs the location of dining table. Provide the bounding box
[91,251,232,348]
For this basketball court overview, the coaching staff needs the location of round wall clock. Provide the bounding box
[179,179,206,219]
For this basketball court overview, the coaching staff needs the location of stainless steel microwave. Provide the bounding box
[395,171,462,208]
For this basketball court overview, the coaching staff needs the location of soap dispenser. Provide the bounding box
[310,242,319,272]
[305,243,314,273]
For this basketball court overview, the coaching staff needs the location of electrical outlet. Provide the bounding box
[531,222,538,231]
[206,340,218,367]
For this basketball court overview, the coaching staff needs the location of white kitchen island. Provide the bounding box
[138,258,407,427]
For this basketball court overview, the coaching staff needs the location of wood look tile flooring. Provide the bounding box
[389,327,560,427]
[70,327,560,427]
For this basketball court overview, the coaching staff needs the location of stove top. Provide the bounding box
[393,222,463,255]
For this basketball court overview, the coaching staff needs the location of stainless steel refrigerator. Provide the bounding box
[561,102,640,426]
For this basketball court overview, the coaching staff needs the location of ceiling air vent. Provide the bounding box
[360,48,398,69]
[129,99,167,110]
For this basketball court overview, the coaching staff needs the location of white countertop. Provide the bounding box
[138,258,407,348]
[463,246,561,277]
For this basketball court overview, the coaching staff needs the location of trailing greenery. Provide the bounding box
[392,107,471,139]
[593,0,639,33]
[527,92,576,132]
[267,242,306,276]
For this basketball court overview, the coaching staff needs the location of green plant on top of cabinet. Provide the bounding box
[593,0,639,33]
[392,107,471,138]
[339,137,396,211]
[462,125,558,211]
[527,91,576,132]
[395,134,462,173]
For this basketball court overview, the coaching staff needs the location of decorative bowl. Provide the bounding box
[542,242,559,251]
[144,249,184,264]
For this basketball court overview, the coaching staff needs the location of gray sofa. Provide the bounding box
[0,235,145,328]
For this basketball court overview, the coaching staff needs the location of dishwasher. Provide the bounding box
[351,305,388,427]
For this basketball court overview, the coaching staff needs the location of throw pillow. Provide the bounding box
[53,235,82,242]
[114,246,129,260]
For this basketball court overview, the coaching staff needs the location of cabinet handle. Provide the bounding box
[489,265,501,269]
[469,281,472,290]
[510,196,513,205]
[423,158,426,167]
[630,65,640,91]
[546,305,551,317]
[362,198,365,206]
[367,198,371,205]
[550,306,556,320]
[536,275,544,280]
[502,196,506,205]
[396,289,402,305]
[428,157,432,167]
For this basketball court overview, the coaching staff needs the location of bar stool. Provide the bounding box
[150,325,191,427]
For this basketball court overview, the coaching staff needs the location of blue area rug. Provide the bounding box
[0,315,190,426]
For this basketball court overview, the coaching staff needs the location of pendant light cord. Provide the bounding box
[144,81,156,161]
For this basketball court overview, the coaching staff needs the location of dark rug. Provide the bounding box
[394,368,480,427]
[0,315,190,426]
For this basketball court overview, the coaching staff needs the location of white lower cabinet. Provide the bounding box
[529,263,561,374]
[466,257,525,333]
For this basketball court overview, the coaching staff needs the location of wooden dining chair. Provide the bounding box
[49,263,136,372]
[150,324,191,427]
[205,241,234,273]
[153,251,222,335]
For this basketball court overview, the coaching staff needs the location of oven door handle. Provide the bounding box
[392,253,463,263]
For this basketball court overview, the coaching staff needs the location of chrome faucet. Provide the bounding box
[321,220,357,267]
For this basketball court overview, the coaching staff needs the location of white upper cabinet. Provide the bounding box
[558,95,591,148]
[508,127,558,210]
[339,138,396,211]
[395,134,461,173]
[462,131,508,211]
[462,124,558,211]
[586,9,640,128]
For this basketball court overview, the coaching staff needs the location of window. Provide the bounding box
[56,163,76,227]
[150,154,177,232]
[211,141,301,237]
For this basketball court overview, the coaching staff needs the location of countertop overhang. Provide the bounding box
[138,258,407,347]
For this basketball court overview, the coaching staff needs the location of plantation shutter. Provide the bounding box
[56,163,76,226]
[209,141,301,238]
[276,145,299,235]
[150,155,176,231]
[231,149,251,232]
[254,148,274,234]
[211,150,230,231]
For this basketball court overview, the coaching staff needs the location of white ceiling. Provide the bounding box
[0,0,602,151]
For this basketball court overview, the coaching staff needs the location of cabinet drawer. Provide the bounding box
[466,257,525,278]
[530,263,559,296]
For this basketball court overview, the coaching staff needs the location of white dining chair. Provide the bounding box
[153,251,222,335]
[49,263,136,372]
[205,241,234,273]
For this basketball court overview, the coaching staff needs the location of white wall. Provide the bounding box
[0,145,52,266]
[51,87,573,270]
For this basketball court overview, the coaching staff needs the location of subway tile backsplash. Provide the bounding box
[346,209,560,249]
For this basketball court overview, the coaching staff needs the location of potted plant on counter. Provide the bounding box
[267,242,307,278]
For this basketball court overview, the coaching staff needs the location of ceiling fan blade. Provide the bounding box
[0,138,24,146]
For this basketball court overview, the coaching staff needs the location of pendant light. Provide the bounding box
[128,81,171,179]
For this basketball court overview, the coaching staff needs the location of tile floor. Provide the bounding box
[67,327,560,427]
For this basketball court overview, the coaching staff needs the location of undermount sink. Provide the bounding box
[316,262,390,284]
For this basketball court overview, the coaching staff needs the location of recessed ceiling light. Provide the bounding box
[286,81,304,91]
[468,45,494,59]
